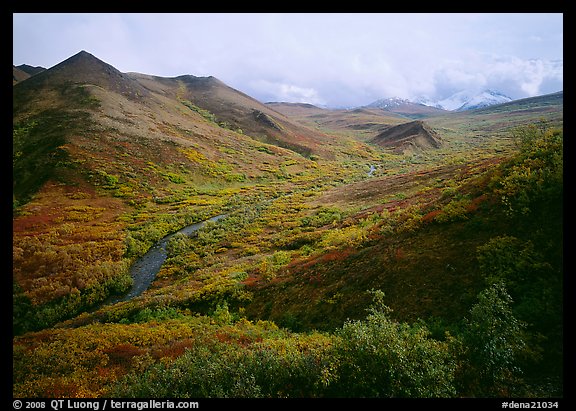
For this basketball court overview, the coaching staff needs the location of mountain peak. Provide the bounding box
[363,96,446,118]
[366,97,412,109]
[15,50,150,101]
[455,90,512,111]
[421,89,513,111]
[51,50,119,75]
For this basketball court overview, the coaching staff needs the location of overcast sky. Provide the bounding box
[13,13,563,108]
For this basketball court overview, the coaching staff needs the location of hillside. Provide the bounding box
[13,51,563,398]
[13,50,350,311]
[13,51,366,207]
[130,73,336,158]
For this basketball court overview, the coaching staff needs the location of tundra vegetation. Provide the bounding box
[13,120,563,398]
[13,59,562,398]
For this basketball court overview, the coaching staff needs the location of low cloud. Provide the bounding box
[249,80,326,106]
[430,54,563,101]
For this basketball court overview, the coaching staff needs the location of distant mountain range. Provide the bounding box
[367,89,514,113]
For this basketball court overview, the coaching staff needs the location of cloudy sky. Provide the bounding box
[13,13,563,108]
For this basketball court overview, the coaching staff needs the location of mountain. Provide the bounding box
[369,120,442,153]
[15,63,46,76]
[14,50,152,103]
[468,90,562,114]
[432,89,513,111]
[12,50,337,207]
[365,97,412,110]
[364,97,447,119]
[129,72,333,158]
[455,90,513,111]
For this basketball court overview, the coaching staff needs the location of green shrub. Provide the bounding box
[495,124,562,217]
[331,290,457,397]
[458,282,527,396]
[435,198,472,223]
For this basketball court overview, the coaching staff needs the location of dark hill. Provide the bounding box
[14,50,150,103]
[16,64,46,76]
[13,66,30,84]
[370,120,442,153]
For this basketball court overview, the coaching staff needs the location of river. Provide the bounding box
[368,164,376,177]
[105,214,227,305]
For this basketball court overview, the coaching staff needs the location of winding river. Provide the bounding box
[106,214,227,305]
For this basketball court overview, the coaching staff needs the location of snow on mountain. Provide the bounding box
[414,96,443,109]
[455,90,512,111]
[365,97,412,109]
[366,90,513,113]
[427,90,513,111]
[435,90,472,111]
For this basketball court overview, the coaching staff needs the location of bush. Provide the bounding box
[458,282,526,397]
[113,333,333,398]
[495,124,562,217]
[435,198,472,223]
[331,290,457,397]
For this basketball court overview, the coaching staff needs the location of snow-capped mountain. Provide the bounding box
[455,90,512,111]
[366,90,513,113]
[365,97,412,109]
[364,97,447,117]
[432,90,513,111]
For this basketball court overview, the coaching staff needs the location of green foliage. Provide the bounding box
[495,124,562,217]
[112,329,333,398]
[13,110,91,205]
[459,282,527,396]
[212,301,233,325]
[435,197,472,223]
[166,233,194,258]
[180,100,217,123]
[258,250,293,281]
[129,307,184,323]
[475,235,561,359]
[301,207,343,227]
[332,291,457,397]
[477,236,545,288]
[13,265,133,334]
[164,172,186,184]
[95,170,119,188]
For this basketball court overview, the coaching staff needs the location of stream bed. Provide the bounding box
[105,214,227,305]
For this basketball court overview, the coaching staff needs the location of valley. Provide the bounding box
[13,51,563,398]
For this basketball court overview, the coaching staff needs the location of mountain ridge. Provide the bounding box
[14,50,336,159]
[366,89,514,113]
[364,97,447,119]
